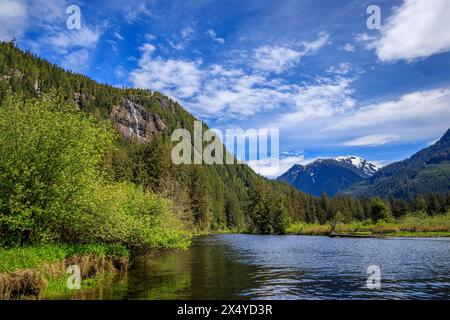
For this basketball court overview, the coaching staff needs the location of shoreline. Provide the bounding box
[2,232,448,300]
[206,231,450,238]
[0,244,129,300]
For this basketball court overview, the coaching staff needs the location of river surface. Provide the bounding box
[62,235,450,299]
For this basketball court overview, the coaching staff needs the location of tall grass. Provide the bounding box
[0,243,130,299]
[285,223,331,235]
[0,243,128,273]
[286,212,450,236]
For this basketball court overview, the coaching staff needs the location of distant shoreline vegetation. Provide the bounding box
[286,212,450,237]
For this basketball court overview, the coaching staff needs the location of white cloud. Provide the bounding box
[252,32,329,74]
[168,41,184,50]
[145,33,156,41]
[354,33,377,50]
[376,0,450,61]
[114,32,124,41]
[355,33,376,42]
[114,65,127,79]
[130,44,202,99]
[130,34,339,120]
[326,62,350,75]
[46,26,101,53]
[124,2,152,23]
[129,40,449,154]
[342,43,355,52]
[29,0,65,24]
[301,32,330,52]
[0,0,27,41]
[268,84,450,150]
[190,71,290,116]
[252,46,303,74]
[169,26,196,50]
[206,29,225,44]
[140,43,156,55]
[276,77,355,126]
[181,26,194,39]
[321,87,450,146]
[32,23,102,72]
[342,134,400,146]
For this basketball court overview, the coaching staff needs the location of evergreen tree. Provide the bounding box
[369,198,392,223]
[319,192,331,223]
[189,166,212,231]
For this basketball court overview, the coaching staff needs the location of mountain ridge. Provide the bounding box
[277,156,379,197]
[277,130,450,199]
[342,129,450,198]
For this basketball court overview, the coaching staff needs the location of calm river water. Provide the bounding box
[58,235,450,300]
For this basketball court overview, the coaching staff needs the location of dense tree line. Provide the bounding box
[0,41,448,239]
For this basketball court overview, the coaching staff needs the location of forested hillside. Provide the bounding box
[1,41,449,245]
[0,41,310,237]
[343,129,450,199]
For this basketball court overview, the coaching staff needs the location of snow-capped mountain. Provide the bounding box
[277,156,379,197]
[334,156,379,176]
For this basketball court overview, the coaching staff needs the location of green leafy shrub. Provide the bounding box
[0,243,128,272]
[0,92,190,250]
[372,222,399,234]
[369,198,392,223]
[398,212,450,232]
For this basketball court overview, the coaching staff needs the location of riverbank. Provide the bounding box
[0,244,129,299]
[29,234,449,300]
[286,212,450,237]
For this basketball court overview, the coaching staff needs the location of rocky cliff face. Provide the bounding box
[110,99,167,143]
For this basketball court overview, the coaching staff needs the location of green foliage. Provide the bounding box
[398,211,450,232]
[0,92,190,250]
[247,180,290,234]
[285,222,331,235]
[287,211,450,236]
[0,92,113,245]
[329,211,345,233]
[369,198,392,223]
[68,181,191,250]
[0,243,128,272]
[189,166,212,231]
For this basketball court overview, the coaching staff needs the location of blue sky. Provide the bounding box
[1,0,450,177]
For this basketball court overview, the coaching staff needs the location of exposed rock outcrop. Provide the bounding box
[156,96,175,112]
[110,99,167,143]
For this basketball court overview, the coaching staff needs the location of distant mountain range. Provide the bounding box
[277,130,450,198]
[277,156,379,197]
[343,129,450,199]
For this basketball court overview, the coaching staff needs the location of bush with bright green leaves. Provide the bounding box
[0,92,190,250]
[369,198,392,223]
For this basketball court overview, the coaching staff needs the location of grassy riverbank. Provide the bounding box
[0,243,129,299]
[286,212,450,237]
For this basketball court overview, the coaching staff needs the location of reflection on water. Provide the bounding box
[53,235,450,300]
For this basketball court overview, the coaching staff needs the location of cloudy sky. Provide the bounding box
[1,0,450,177]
